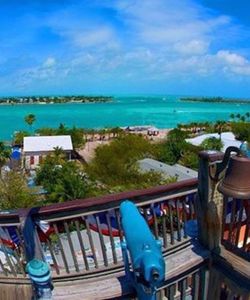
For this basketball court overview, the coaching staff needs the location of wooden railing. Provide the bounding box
[0,160,249,300]
[155,265,208,300]
[222,197,250,261]
[0,178,198,279]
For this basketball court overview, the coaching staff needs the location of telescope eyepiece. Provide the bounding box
[151,268,160,281]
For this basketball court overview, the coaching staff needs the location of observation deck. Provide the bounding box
[0,151,249,299]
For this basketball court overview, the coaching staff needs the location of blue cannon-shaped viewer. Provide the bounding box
[120,200,165,300]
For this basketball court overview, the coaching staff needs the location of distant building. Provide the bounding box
[186,132,241,152]
[138,158,198,181]
[23,135,73,169]
[147,127,159,136]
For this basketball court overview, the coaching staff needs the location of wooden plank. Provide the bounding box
[75,220,90,271]
[53,223,70,274]
[52,242,209,300]
[0,283,32,300]
[64,221,79,272]
[217,247,250,280]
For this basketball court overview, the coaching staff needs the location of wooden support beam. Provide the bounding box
[196,151,224,252]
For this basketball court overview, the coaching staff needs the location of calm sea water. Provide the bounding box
[1,95,250,141]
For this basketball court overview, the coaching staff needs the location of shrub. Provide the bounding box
[200,137,223,151]
[231,122,250,141]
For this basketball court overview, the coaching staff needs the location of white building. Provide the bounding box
[23,135,73,169]
[185,132,241,152]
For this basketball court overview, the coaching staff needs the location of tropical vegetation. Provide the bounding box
[35,151,90,203]
[0,171,38,209]
[24,114,36,131]
[86,134,173,192]
[200,137,223,151]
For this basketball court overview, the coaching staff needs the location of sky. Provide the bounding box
[0,0,250,97]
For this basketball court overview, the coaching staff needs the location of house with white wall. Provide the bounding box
[23,135,73,169]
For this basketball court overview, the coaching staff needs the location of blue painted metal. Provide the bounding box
[26,259,53,299]
[120,200,165,300]
[240,141,250,158]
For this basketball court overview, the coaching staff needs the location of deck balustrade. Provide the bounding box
[222,197,250,261]
[0,179,198,278]
[0,150,249,299]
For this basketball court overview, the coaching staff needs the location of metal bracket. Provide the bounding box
[209,146,241,181]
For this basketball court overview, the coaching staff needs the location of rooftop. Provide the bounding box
[23,135,73,152]
[138,158,198,181]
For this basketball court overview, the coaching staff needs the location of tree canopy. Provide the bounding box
[24,114,36,131]
[200,137,223,151]
[36,124,85,148]
[35,155,89,203]
[86,134,170,190]
[0,171,38,209]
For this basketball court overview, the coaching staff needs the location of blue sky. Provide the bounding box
[0,0,250,97]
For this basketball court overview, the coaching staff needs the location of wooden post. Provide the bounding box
[196,151,226,300]
[196,151,224,251]
[18,208,44,262]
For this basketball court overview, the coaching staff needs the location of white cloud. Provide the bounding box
[73,27,114,48]
[217,50,248,66]
[174,40,209,55]
[216,50,250,76]
[43,57,56,68]
[4,0,250,93]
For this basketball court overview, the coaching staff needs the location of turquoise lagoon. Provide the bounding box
[1,95,250,141]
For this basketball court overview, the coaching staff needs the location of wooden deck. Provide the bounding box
[53,241,210,300]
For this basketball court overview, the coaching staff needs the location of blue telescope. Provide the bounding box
[120,200,165,300]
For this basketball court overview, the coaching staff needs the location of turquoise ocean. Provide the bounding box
[1,95,250,141]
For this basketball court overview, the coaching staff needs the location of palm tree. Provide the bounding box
[52,147,66,164]
[245,112,250,121]
[215,120,226,140]
[24,114,36,131]
[230,113,235,121]
[236,113,241,121]
[240,115,246,122]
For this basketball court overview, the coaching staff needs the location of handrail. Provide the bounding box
[29,178,198,218]
[0,179,197,221]
[0,178,198,279]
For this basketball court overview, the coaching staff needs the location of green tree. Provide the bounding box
[86,134,166,189]
[240,115,246,122]
[36,157,89,203]
[214,120,226,140]
[200,137,223,151]
[236,113,241,121]
[13,130,30,145]
[52,146,66,164]
[36,127,56,136]
[231,122,250,141]
[157,129,188,164]
[25,114,36,131]
[68,126,85,148]
[179,151,199,170]
[0,142,11,167]
[0,171,37,209]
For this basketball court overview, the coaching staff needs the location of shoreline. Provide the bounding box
[180,97,250,104]
[0,95,114,106]
[0,101,113,106]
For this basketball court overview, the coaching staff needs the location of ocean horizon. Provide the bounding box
[1,95,250,141]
